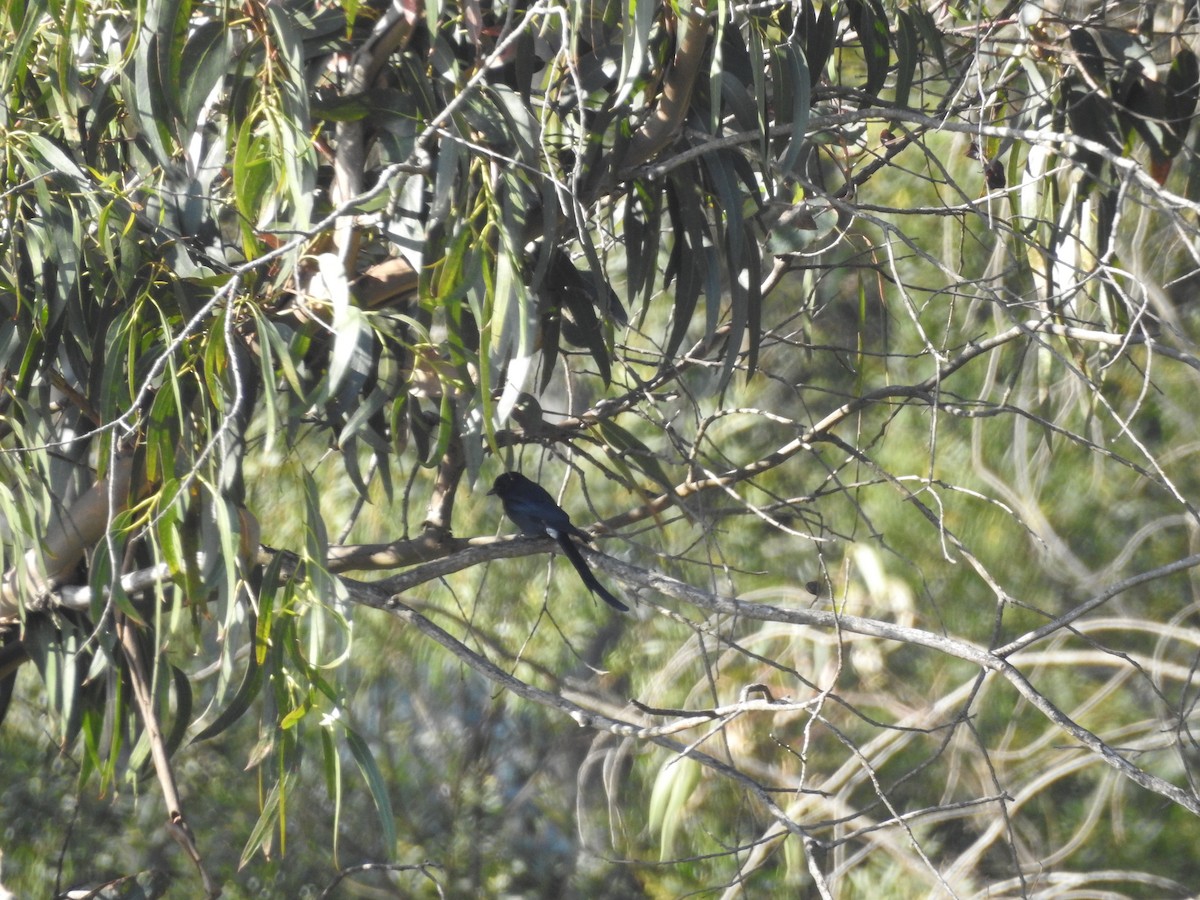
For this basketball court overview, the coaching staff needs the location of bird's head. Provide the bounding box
[488,471,522,497]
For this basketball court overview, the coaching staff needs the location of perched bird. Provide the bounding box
[489,471,628,612]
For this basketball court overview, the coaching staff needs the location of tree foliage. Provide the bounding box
[4,0,1200,895]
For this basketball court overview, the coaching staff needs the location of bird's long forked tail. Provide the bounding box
[554,532,629,612]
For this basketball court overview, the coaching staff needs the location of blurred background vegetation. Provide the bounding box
[3,0,1200,896]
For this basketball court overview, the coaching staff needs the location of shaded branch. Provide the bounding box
[116,612,217,897]
[0,455,133,620]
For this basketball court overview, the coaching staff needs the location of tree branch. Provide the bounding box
[0,455,133,621]
[619,1,710,172]
[116,612,217,897]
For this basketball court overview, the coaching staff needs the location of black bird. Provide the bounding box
[489,471,628,612]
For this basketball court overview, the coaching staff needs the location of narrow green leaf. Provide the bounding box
[776,43,810,176]
[164,664,193,757]
[595,420,674,494]
[543,248,612,383]
[648,756,702,860]
[851,0,891,101]
[310,92,372,122]
[321,725,343,865]
[893,11,918,111]
[280,700,309,730]
[662,177,706,361]
[0,0,43,107]
[145,380,179,483]
[489,85,540,166]
[233,117,272,229]
[157,479,187,575]
[254,309,306,399]
[909,6,947,77]
[328,304,371,399]
[1164,48,1200,158]
[702,149,762,378]
[344,727,397,853]
[491,184,537,424]
[191,632,264,742]
[239,771,296,869]
[25,134,87,183]
[131,11,174,166]
[615,0,656,107]
[805,0,837,88]
[622,187,660,310]
[178,20,232,140]
[265,3,316,227]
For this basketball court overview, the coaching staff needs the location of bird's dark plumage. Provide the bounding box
[489,471,628,612]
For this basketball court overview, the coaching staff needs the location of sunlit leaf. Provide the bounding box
[239,771,296,868]
[648,755,702,860]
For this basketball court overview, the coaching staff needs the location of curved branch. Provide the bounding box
[619,1,710,172]
[332,3,420,267]
[0,455,133,620]
[117,612,217,897]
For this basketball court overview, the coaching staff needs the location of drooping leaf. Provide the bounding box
[909,5,947,77]
[179,11,236,148]
[191,630,265,743]
[539,246,614,384]
[344,725,398,854]
[614,0,657,108]
[775,43,811,175]
[648,755,702,860]
[1164,47,1200,159]
[799,0,836,89]
[893,10,919,111]
[703,149,762,378]
[662,175,708,362]
[850,0,891,101]
[163,663,193,757]
[239,770,297,868]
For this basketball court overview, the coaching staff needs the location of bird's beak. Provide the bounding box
[487,487,496,496]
